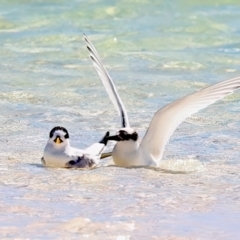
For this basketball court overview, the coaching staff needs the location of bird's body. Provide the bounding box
[85,34,240,167]
[108,127,151,166]
[42,144,97,168]
[112,142,151,167]
[42,126,109,168]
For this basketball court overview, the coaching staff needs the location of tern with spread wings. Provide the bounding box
[84,34,240,167]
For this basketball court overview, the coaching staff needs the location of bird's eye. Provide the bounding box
[64,132,69,139]
[119,131,127,137]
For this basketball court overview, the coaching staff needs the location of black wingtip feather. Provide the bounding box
[121,110,126,127]
[99,131,110,145]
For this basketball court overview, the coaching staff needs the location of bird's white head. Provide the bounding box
[47,126,70,149]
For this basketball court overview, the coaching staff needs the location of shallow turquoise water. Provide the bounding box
[1,0,240,239]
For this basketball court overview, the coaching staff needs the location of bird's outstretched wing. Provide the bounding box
[85,143,105,155]
[140,76,240,164]
[84,34,130,128]
[85,131,110,156]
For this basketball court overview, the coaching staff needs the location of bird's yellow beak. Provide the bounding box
[55,137,61,144]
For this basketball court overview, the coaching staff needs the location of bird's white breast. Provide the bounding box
[112,141,159,167]
[43,145,72,168]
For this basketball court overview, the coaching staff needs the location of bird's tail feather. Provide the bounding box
[100,152,112,159]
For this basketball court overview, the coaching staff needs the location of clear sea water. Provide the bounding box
[1,0,240,239]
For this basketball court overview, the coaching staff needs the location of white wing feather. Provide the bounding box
[84,34,130,128]
[65,147,88,158]
[140,76,240,163]
[85,143,105,156]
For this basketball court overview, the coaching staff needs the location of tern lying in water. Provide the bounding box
[84,34,240,167]
[42,126,110,168]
